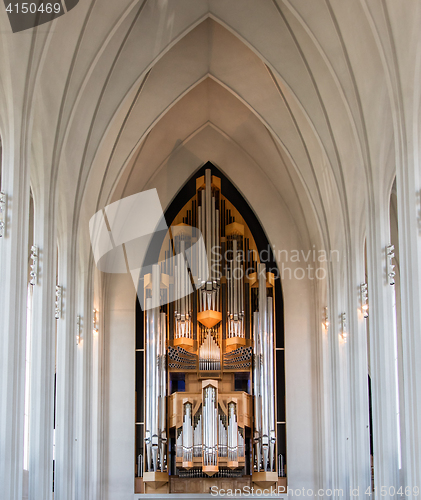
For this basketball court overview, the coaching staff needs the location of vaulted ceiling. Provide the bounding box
[0,0,419,266]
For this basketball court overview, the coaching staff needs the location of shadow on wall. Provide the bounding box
[3,0,79,33]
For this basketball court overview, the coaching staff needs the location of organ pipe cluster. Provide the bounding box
[175,388,245,475]
[144,265,167,473]
[253,264,276,472]
[174,241,192,341]
[199,328,221,370]
[141,169,281,485]
[198,169,221,303]
[227,238,245,339]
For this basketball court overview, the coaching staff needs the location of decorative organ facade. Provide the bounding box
[135,165,286,494]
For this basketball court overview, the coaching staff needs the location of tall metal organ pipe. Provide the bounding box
[228,402,238,465]
[145,264,167,472]
[174,239,192,340]
[228,238,245,338]
[182,403,193,467]
[252,264,276,472]
[201,169,220,311]
[203,386,218,470]
[198,169,222,371]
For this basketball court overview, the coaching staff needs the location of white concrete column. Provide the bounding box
[395,146,421,495]
[0,143,30,500]
[327,275,349,497]
[347,240,371,497]
[75,270,93,500]
[55,236,76,500]
[28,191,57,500]
[366,195,400,498]
[90,269,105,500]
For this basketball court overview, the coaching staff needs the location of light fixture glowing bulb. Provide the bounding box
[93,309,98,335]
[341,312,347,342]
[361,283,369,319]
[323,306,329,329]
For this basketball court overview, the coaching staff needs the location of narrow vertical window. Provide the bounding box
[389,182,403,470]
[23,191,35,471]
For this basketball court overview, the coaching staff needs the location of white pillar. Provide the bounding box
[75,270,93,500]
[327,276,349,496]
[366,196,400,497]
[395,146,421,495]
[28,191,57,500]
[55,236,76,500]
[90,269,105,500]
[347,241,371,496]
[0,143,30,500]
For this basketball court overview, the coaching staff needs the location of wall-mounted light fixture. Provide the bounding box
[93,309,98,335]
[76,315,81,345]
[55,285,62,319]
[360,283,369,318]
[386,245,395,286]
[29,245,38,286]
[0,191,6,237]
[341,312,347,342]
[323,306,329,330]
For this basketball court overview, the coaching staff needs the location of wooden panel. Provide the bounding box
[169,476,252,494]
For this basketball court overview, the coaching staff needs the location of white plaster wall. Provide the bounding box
[104,272,136,500]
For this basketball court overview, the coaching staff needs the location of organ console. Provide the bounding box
[138,168,283,494]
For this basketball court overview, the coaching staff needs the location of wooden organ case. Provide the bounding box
[135,167,286,494]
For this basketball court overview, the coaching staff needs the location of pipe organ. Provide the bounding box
[138,168,284,493]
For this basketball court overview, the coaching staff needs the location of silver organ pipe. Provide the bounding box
[182,403,193,467]
[200,169,220,313]
[238,428,244,458]
[145,295,152,472]
[174,239,192,341]
[253,310,262,471]
[159,311,167,471]
[218,412,227,457]
[228,238,245,338]
[203,386,218,470]
[194,411,202,457]
[144,265,167,473]
[201,189,206,286]
[206,169,212,275]
[228,402,239,466]
[268,296,276,471]
[253,264,276,472]
[197,204,202,286]
[176,428,183,458]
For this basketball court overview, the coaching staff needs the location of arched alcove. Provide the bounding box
[104,149,321,497]
[97,13,330,500]
[132,162,285,493]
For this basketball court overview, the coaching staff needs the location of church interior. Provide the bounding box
[0,1,420,499]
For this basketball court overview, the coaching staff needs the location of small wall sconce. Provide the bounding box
[93,309,98,335]
[55,286,62,320]
[323,306,329,329]
[0,191,6,237]
[341,312,347,342]
[360,283,368,318]
[29,245,38,286]
[386,245,395,286]
[76,315,81,345]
